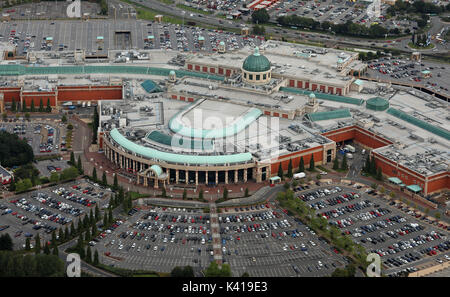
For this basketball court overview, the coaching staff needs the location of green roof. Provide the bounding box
[388,177,402,184]
[307,109,352,122]
[147,130,214,150]
[242,47,271,72]
[109,128,253,165]
[270,176,281,181]
[387,108,450,141]
[353,79,364,86]
[169,106,262,139]
[279,87,364,105]
[141,80,162,93]
[0,65,225,81]
[150,165,163,177]
[366,97,389,111]
[406,185,422,193]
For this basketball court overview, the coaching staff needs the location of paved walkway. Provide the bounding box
[209,202,223,265]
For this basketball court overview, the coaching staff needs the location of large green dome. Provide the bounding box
[242,47,271,72]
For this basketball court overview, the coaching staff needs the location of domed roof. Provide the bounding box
[309,92,316,99]
[366,97,389,111]
[242,47,271,72]
[150,164,163,177]
[219,41,225,46]
[169,70,175,75]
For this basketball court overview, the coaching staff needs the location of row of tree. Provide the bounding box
[10,98,52,113]
[277,155,315,179]
[277,16,391,38]
[277,189,369,271]
[0,251,65,277]
[362,155,383,181]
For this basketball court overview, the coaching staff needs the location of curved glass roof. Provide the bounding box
[169,106,262,139]
[109,128,253,165]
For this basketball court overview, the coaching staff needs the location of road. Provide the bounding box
[127,1,449,55]
[58,237,118,277]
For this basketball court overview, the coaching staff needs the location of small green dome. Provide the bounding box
[242,47,271,72]
[169,70,175,75]
[219,41,225,46]
[366,97,389,111]
[309,92,316,99]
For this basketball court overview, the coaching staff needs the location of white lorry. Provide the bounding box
[293,172,306,179]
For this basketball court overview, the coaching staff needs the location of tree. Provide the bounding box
[92,107,99,144]
[309,155,315,171]
[389,192,396,199]
[11,98,16,112]
[252,24,266,35]
[95,204,100,221]
[92,167,97,182]
[46,98,52,113]
[61,115,67,123]
[43,243,50,255]
[2,113,7,122]
[171,266,194,277]
[341,154,348,171]
[34,233,41,254]
[39,98,44,112]
[287,159,293,178]
[251,8,270,24]
[102,171,107,186]
[86,246,92,263]
[223,187,228,200]
[70,151,75,165]
[25,112,30,121]
[434,212,441,220]
[50,172,59,183]
[25,237,31,251]
[30,100,35,112]
[108,208,113,224]
[244,188,249,197]
[241,272,250,277]
[283,182,290,190]
[0,234,13,250]
[278,163,284,179]
[333,157,339,170]
[113,174,118,190]
[376,167,383,181]
[198,189,203,200]
[77,156,83,175]
[299,156,305,173]
[183,189,187,200]
[70,222,75,237]
[204,261,232,277]
[52,246,59,256]
[22,100,27,112]
[93,250,99,265]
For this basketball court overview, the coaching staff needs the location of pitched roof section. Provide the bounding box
[141,80,162,93]
[387,108,450,141]
[307,109,352,122]
[0,65,225,81]
[279,87,364,105]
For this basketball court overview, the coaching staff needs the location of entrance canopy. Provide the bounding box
[406,185,422,193]
[270,176,281,183]
[388,177,402,185]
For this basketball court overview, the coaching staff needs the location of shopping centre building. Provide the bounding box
[0,41,448,195]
